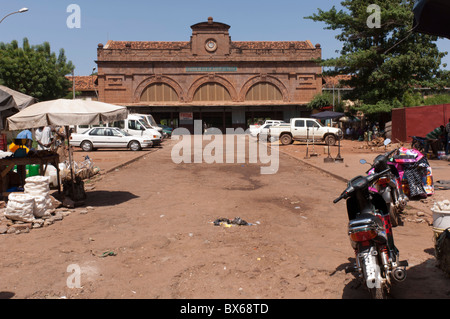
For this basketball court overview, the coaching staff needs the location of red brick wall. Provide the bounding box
[96,18,322,108]
[392,104,450,142]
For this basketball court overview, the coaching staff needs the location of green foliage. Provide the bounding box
[358,98,402,114]
[402,91,424,107]
[64,90,82,99]
[305,0,449,115]
[423,94,450,106]
[307,91,347,111]
[307,92,333,110]
[0,38,74,101]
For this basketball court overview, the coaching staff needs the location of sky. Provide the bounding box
[1,0,449,76]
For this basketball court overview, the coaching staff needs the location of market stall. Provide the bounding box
[0,151,60,198]
[6,98,128,202]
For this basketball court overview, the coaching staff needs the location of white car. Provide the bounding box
[249,120,285,137]
[69,127,153,151]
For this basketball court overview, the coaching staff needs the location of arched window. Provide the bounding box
[140,83,179,102]
[245,82,283,101]
[193,83,231,102]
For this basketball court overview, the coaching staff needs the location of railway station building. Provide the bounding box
[95,17,323,133]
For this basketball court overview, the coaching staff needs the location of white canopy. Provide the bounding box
[0,84,36,112]
[7,99,128,131]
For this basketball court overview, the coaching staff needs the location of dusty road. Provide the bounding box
[0,136,449,300]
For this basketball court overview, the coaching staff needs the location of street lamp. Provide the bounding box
[0,8,29,24]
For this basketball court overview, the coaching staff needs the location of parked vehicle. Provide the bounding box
[410,135,427,154]
[361,140,408,227]
[249,120,285,137]
[75,123,108,134]
[110,114,162,146]
[69,127,153,151]
[268,118,343,145]
[333,163,408,299]
[158,124,173,137]
[75,114,162,146]
[391,146,434,199]
[132,113,165,136]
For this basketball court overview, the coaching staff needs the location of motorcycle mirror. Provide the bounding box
[384,138,391,146]
[359,159,367,165]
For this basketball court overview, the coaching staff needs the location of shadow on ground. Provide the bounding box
[337,253,450,299]
[84,190,139,207]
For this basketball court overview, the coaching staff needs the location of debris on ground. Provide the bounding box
[435,180,450,190]
[213,217,254,227]
[90,250,117,258]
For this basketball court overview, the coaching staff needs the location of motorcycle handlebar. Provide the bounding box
[333,167,390,204]
[333,193,346,204]
[386,148,397,158]
[368,167,391,182]
[366,148,398,174]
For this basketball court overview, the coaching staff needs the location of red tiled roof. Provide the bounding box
[232,41,315,50]
[103,40,316,51]
[67,76,98,91]
[322,75,353,88]
[104,41,190,50]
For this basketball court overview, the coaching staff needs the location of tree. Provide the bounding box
[307,91,346,112]
[305,0,450,115]
[423,94,450,106]
[0,38,74,101]
[307,92,333,110]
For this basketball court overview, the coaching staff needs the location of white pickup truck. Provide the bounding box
[268,118,343,145]
[249,120,285,138]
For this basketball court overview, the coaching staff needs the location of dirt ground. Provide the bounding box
[0,137,449,300]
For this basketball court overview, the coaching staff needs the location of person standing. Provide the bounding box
[51,126,67,161]
[345,126,351,139]
[16,129,33,149]
[35,126,53,150]
[445,118,450,155]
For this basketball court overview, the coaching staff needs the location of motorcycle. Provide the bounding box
[334,163,408,299]
[392,147,434,199]
[410,135,427,154]
[361,140,408,227]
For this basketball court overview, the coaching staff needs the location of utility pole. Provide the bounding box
[72,68,75,100]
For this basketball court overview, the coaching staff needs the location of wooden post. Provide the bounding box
[65,126,75,198]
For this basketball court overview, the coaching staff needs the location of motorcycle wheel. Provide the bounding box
[389,189,400,227]
[389,204,399,227]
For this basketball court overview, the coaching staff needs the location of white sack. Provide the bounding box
[4,193,36,222]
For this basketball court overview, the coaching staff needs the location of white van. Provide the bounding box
[111,114,162,146]
[76,114,162,147]
[131,113,166,138]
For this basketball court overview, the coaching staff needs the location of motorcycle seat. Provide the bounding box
[349,213,384,229]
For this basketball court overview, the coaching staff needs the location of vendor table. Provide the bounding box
[0,153,60,199]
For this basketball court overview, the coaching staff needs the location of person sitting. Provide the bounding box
[425,125,445,158]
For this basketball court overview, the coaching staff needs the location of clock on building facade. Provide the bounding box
[205,39,217,52]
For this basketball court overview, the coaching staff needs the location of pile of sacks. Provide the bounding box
[4,176,53,222]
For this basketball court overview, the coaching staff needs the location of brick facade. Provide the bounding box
[96,17,322,131]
